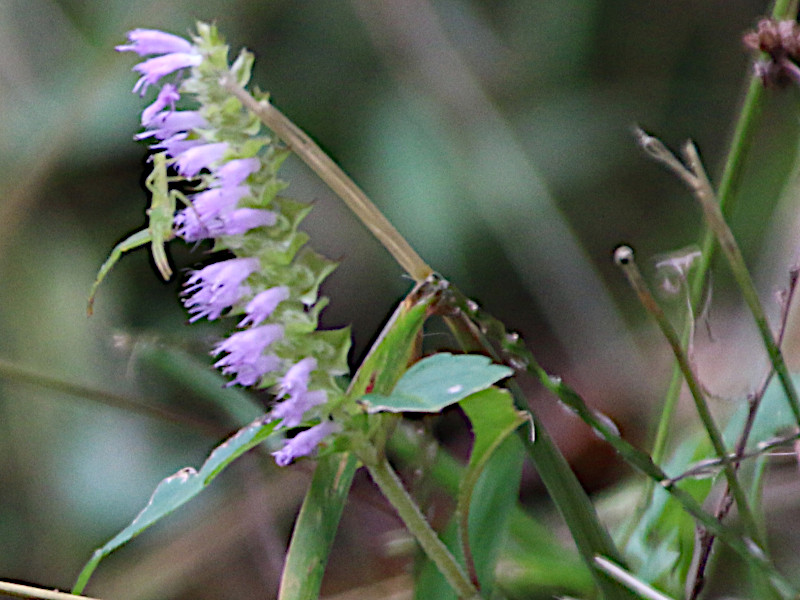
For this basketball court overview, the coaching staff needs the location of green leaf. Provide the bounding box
[414,388,524,599]
[388,423,593,598]
[362,353,512,413]
[72,416,278,594]
[348,278,446,399]
[457,388,526,594]
[278,453,359,600]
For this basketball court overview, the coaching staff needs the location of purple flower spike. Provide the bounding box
[270,389,327,429]
[272,421,340,467]
[239,286,290,327]
[141,83,180,126]
[213,324,284,386]
[183,257,259,321]
[132,53,203,95]
[116,29,195,56]
[174,142,228,177]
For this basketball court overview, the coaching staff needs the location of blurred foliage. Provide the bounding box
[2,0,799,598]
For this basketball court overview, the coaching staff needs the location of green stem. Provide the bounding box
[614,247,761,542]
[683,143,800,425]
[442,308,636,600]
[657,0,800,468]
[443,288,796,597]
[223,76,433,283]
[360,450,481,600]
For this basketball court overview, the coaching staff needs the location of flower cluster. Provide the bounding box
[117,25,351,465]
[744,18,800,87]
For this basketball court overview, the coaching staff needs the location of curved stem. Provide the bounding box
[658,0,800,467]
[223,76,433,283]
[682,142,800,424]
[360,450,481,600]
[614,247,761,541]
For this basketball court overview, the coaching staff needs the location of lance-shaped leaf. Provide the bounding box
[72,417,278,594]
[457,388,526,594]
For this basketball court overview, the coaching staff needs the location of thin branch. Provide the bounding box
[613,246,761,541]
[0,581,103,600]
[690,265,800,599]
[0,357,229,438]
[221,76,433,283]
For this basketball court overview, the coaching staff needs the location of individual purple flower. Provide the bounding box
[174,184,251,241]
[152,132,204,157]
[175,207,276,242]
[272,420,340,467]
[213,208,277,237]
[279,357,317,398]
[215,158,261,188]
[174,142,228,177]
[135,110,208,141]
[213,324,284,386]
[173,209,208,242]
[191,185,250,218]
[270,389,327,429]
[116,29,195,56]
[238,286,290,327]
[182,257,259,321]
[141,83,180,126]
[219,353,281,387]
[132,53,203,95]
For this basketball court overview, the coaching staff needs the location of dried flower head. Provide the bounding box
[744,18,800,87]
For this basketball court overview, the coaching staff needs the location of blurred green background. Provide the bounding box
[2,0,800,598]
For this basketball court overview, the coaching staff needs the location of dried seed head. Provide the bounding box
[744,18,800,88]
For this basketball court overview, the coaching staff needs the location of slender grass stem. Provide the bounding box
[0,358,227,437]
[0,581,102,600]
[441,287,796,598]
[690,267,800,598]
[594,556,678,600]
[655,0,800,454]
[222,76,433,283]
[360,450,481,600]
[683,142,800,425]
[650,0,799,472]
[613,246,760,540]
[442,310,635,600]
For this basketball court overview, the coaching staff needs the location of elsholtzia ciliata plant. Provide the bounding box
[48,9,800,600]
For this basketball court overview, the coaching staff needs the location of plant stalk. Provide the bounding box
[614,246,761,540]
[0,581,102,600]
[223,76,433,283]
[655,0,800,468]
[361,451,481,600]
